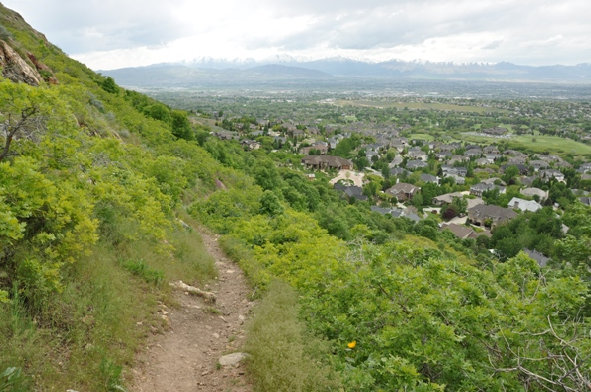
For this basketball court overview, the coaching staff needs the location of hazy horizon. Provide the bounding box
[3,0,591,70]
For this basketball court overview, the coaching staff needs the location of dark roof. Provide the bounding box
[471,183,497,192]
[334,183,367,201]
[390,167,409,176]
[406,160,428,169]
[468,204,517,221]
[443,224,475,239]
[387,182,420,195]
[370,206,393,215]
[524,249,550,267]
[420,174,438,183]
[483,126,508,135]
[301,155,352,168]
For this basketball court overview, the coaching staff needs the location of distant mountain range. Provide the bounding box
[102,58,591,88]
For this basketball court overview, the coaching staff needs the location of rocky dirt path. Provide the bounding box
[130,228,254,392]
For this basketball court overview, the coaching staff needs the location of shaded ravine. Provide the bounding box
[130,228,254,392]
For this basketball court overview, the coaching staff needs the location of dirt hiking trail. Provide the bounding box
[131,229,254,392]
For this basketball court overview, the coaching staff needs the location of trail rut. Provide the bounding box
[131,229,254,392]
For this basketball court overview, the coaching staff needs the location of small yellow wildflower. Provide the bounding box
[347,340,356,349]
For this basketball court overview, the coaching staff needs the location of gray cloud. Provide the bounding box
[3,0,189,52]
[3,0,591,66]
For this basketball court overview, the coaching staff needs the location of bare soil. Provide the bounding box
[130,228,254,392]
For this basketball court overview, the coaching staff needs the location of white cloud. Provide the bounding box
[3,0,591,69]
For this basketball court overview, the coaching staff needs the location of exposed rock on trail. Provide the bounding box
[131,229,254,392]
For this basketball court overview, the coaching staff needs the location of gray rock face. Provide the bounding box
[0,39,41,85]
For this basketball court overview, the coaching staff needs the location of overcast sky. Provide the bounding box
[3,0,591,70]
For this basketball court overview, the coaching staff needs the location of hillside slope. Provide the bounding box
[0,4,230,390]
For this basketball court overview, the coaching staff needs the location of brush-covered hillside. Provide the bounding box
[0,4,226,390]
[2,4,591,392]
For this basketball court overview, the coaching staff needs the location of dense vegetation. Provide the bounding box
[189,138,591,391]
[0,6,221,390]
[2,4,591,392]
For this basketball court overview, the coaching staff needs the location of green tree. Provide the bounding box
[171,110,193,140]
[259,190,284,217]
[100,76,119,94]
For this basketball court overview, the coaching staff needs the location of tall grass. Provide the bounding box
[0,217,216,391]
[245,281,342,392]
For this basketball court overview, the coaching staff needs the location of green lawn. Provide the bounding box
[335,99,503,113]
[408,133,435,141]
[455,133,591,157]
[512,135,591,156]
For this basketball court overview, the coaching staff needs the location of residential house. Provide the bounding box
[420,174,439,184]
[577,162,591,173]
[390,167,410,177]
[520,187,548,201]
[406,160,428,171]
[441,165,468,177]
[482,126,508,136]
[520,176,536,187]
[307,126,320,135]
[441,223,477,239]
[508,156,527,165]
[432,192,465,206]
[300,141,329,155]
[388,155,404,168]
[212,130,239,140]
[438,143,460,154]
[502,163,529,175]
[484,145,500,155]
[366,151,379,163]
[447,155,468,165]
[391,138,409,152]
[273,136,288,147]
[466,197,485,209]
[385,182,421,202]
[328,135,345,150]
[507,197,543,212]
[539,169,565,182]
[476,157,494,166]
[370,206,421,222]
[408,147,428,161]
[467,204,517,228]
[301,155,353,170]
[524,249,550,267]
[334,183,367,201]
[539,154,561,164]
[470,182,506,197]
[466,148,483,158]
[241,139,261,150]
[475,168,496,176]
[555,160,572,169]
[529,160,549,171]
[436,151,453,160]
[481,177,506,186]
[486,153,501,161]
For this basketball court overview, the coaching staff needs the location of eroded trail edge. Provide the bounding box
[131,229,254,392]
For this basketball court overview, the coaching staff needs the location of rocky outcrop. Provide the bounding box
[27,52,58,84]
[0,39,42,85]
